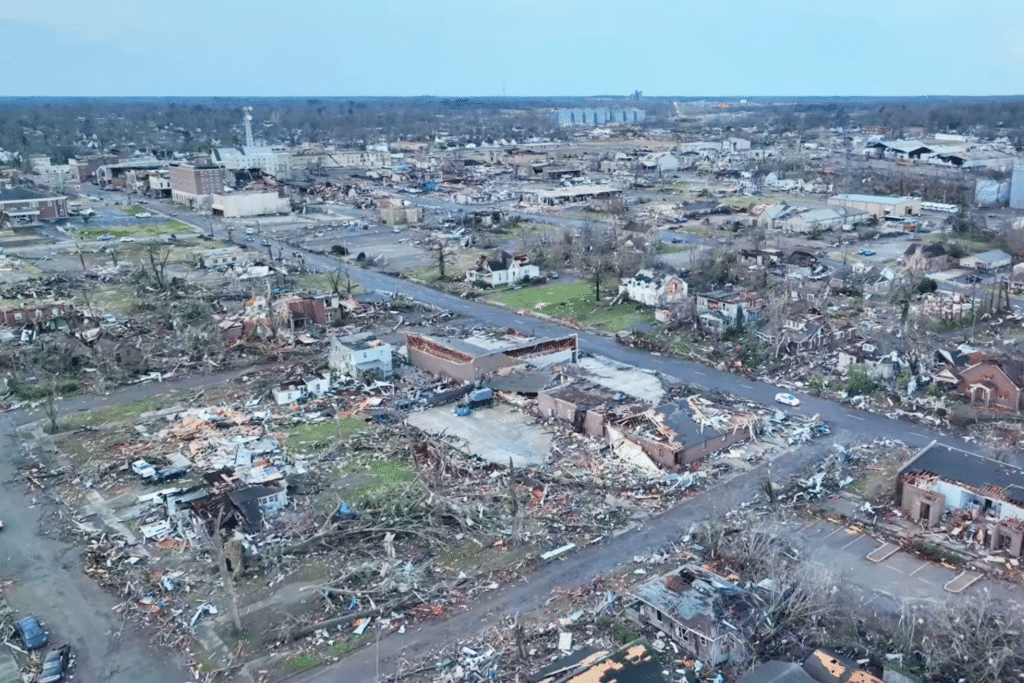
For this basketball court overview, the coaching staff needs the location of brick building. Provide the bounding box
[958,357,1024,411]
[170,164,226,207]
[898,441,1024,556]
[0,187,68,224]
[407,332,578,383]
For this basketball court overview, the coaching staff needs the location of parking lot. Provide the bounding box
[799,518,997,607]
[234,213,437,271]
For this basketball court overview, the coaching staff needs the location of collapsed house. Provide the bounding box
[624,564,744,666]
[898,441,1024,556]
[407,332,578,382]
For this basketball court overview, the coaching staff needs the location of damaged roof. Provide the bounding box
[735,661,816,683]
[529,640,667,683]
[632,564,739,634]
[901,441,1024,507]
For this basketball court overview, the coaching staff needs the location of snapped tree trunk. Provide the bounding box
[211,507,243,633]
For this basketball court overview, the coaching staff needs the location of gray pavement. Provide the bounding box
[0,418,191,683]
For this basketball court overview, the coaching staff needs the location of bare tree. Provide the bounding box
[43,386,59,434]
[435,241,448,280]
[211,506,243,633]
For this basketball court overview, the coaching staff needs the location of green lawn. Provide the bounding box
[488,281,655,332]
[61,395,182,429]
[284,417,369,452]
[79,221,194,239]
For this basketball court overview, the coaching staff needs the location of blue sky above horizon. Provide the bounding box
[1,0,1021,97]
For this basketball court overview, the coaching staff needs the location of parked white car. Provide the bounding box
[131,459,156,478]
[119,236,135,242]
[774,393,800,407]
[136,212,152,218]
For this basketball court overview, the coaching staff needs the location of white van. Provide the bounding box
[245,228,255,235]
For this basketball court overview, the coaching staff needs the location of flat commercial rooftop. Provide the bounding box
[902,442,1024,506]
[832,194,914,204]
[406,403,551,466]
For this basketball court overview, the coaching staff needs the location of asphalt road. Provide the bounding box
[73,188,990,682]
[0,417,191,683]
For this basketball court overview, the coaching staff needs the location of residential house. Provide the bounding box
[329,331,393,381]
[528,640,668,683]
[284,294,351,328]
[618,270,688,307]
[465,250,540,286]
[902,242,949,273]
[735,662,816,683]
[802,650,883,683]
[0,303,72,330]
[960,249,1011,271]
[957,356,1024,411]
[303,373,331,398]
[756,314,857,357]
[898,441,1024,557]
[739,248,783,268]
[202,248,249,269]
[227,485,288,533]
[696,290,767,333]
[624,564,744,666]
[272,385,304,406]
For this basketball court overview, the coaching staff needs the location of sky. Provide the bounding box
[1,0,1021,97]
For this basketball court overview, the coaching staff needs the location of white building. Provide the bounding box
[202,247,249,269]
[272,385,304,405]
[619,270,688,306]
[330,331,393,380]
[639,152,680,173]
[303,373,331,397]
[211,191,290,218]
[465,250,540,286]
[722,138,751,152]
[214,146,294,179]
[960,249,1011,271]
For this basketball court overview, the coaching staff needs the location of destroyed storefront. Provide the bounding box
[608,399,761,470]
[898,441,1024,556]
[407,332,578,383]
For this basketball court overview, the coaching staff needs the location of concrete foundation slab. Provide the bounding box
[407,403,551,466]
[579,356,665,404]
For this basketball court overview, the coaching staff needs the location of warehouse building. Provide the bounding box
[211,191,290,218]
[828,193,921,217]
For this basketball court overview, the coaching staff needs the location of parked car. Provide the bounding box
[151,466,190,483]
[858,248,876,256]
[131,459,156,479]
[103,314,118,325]
[119,236,135,242]
[774,392,800,407]
[39,645,71,683]
[97,234,114,241]
[14,616,48,650]
[135,212,151,218]
[261,239,270,246]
